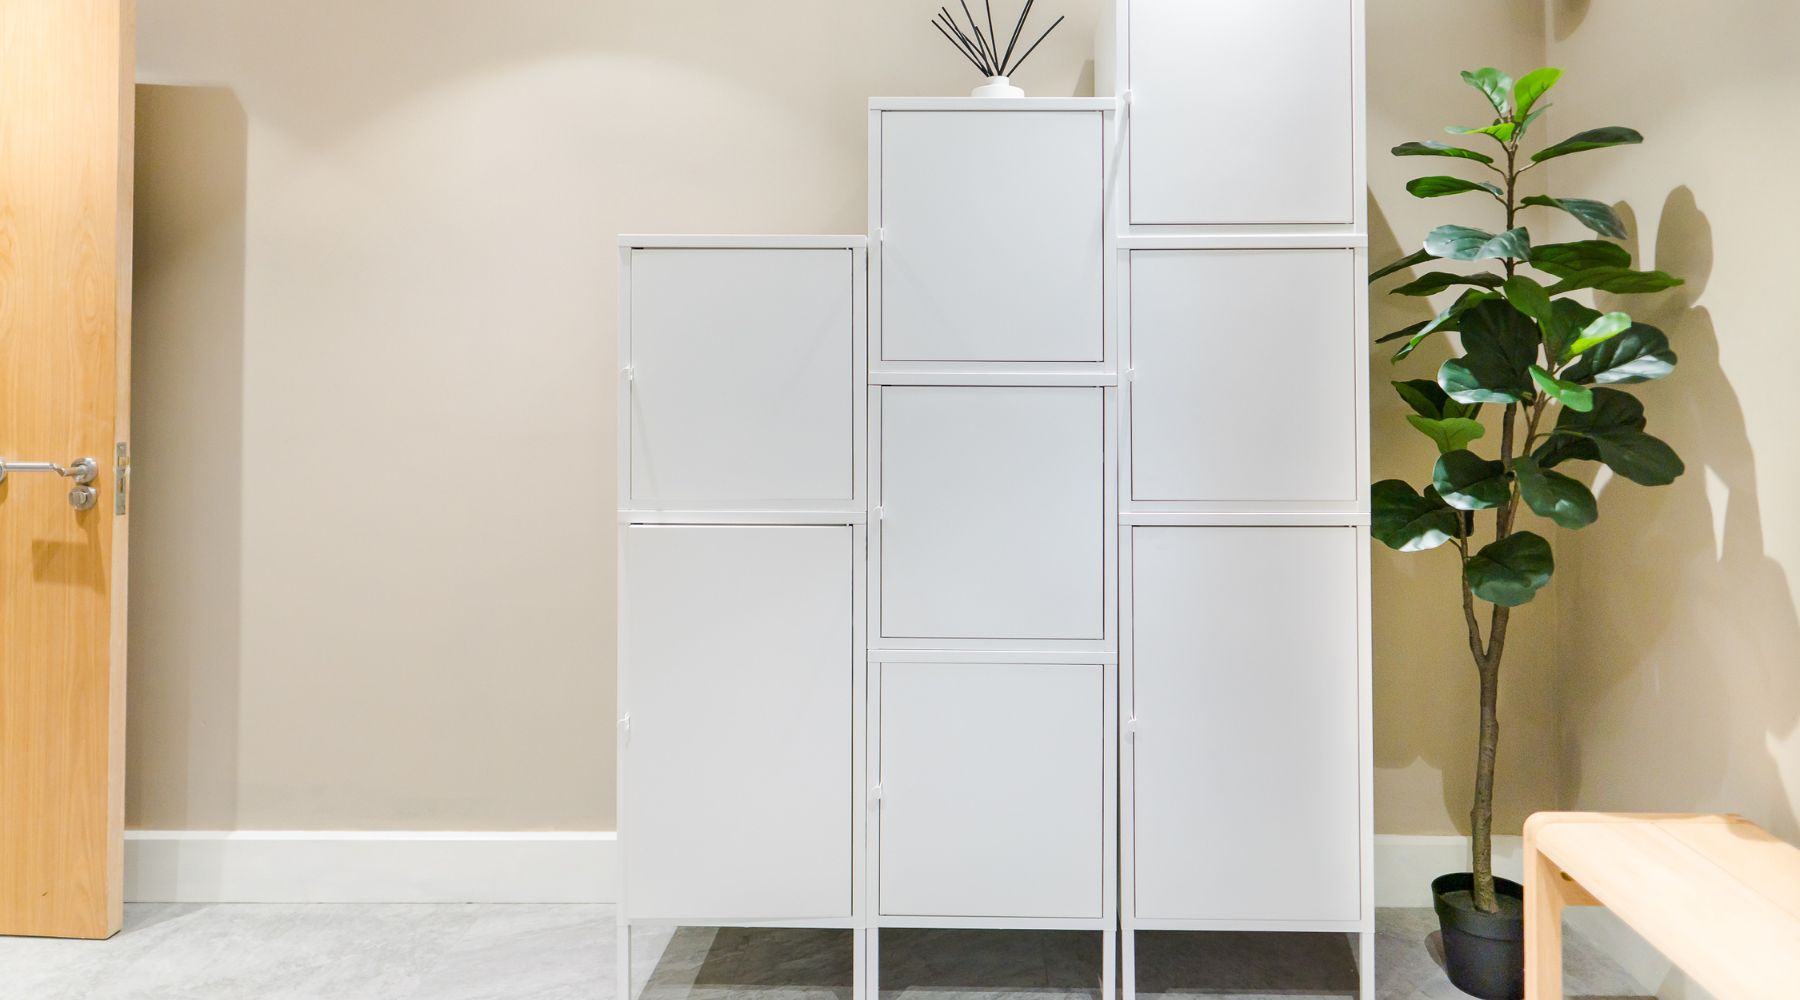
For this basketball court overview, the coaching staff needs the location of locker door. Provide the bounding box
[622,525,853,920]
[878,661,1105,919]
[1130,526,1361,921]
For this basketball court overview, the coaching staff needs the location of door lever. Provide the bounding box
[0,457,98,485]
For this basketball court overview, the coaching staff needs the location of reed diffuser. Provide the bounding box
[931,1,1065,98]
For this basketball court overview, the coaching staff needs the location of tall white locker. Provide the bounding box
[615,236,870,1000]
[866,97,1120,999]
[1105,0,1373,996]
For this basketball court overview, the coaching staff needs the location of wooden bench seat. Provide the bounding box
[1524,812,1800,999]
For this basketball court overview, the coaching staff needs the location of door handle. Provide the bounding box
[0,456,100,510]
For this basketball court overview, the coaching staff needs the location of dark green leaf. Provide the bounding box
[1372,480,1462,552]
[1390,271,1506,297]
[1521,194,1627,238]
[1545,266,1685,296]
[1548,387,1685,485]
[1502,275,1555,329]
[1371,247,1438,283]
[1376,319,1430,345]
[1563,324,1677,385]
[1434,449,1511,510]
[1515,103,1552,141]
[1529,365,1595,411]
[1425,225,1530,262]
[1391,289,1497,362]
[1462,67,1514,114]
[1530,240,1632,277]
[1542,298,1603,362]
[1392,140,1495,165]
[1407,415,1488,454]
[1407,175,1504,199]
[1512,67,1562,118]
[1531,125,1644,163]
[1534,432,1600,469]
[1513,455,1597,530]
[1567,311,1633,357]
[1393,378,1480,420]
[1466,532,1555,607]
[1439,299,1540,404]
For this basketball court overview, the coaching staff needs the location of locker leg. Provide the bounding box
[1101,926,1117,1000]
[1121,927,1136,1000]
[868,926,881,1000]
[853,928,868,1000]
[1357,930,1375,1000]
[617,917,633,1000]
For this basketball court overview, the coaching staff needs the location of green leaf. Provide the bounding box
[1407,415,1488,454]
[1434,449,1511,510]
[1392,140,1495,165]
[1512,455,1597,530]
[1390,289,1496,361]
[1425,225,1530,262]
[1562,324,1677,385]
[1407,175,1504,199]
[1534,432,1600,470]
[1529,365,1595,412]
[1542,298,1603,361]
[1390,271,1506,297]
[1372,480,1462,552]
[1448,121,1517,144]
[1501,275,1555,329]
[1530,240,1632,277]
[1544,266,1685,296]
[1512,67,1562,118]
[1547,387,1685,485]
[1439,299,1541,404]
[1393,378,1480,420]
[1466,532,1555,607]
[1371,247,1438,283]
[1515,103,1552,141]
[1521,194,1627,238]
[1566,311,1633,357]
[1531,125,1645,163]
[1462,67,1514,114]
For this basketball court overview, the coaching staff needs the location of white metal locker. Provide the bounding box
[877,385,1106,641]
[1128,249,1358,504]
[878,110,1103,362]
[877,661,1105,919]
[621,524,854,921]
[1125,0,1355,224]
[625,246,856,507]
[1129,526,1361,922]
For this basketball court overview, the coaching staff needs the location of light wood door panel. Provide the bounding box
[1130,527,1361,922]
[0,0,134,940]
[1128,0,1354,224]
[621,525,854,921]
[877,661,1105,919]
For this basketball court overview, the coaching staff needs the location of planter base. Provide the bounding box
[1431,872,1525,1000]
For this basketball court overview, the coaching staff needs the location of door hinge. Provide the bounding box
[114,442,130,516]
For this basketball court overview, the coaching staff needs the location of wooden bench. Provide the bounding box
[1524,812,1800,999]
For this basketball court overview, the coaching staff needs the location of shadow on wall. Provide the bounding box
[1560,187,1800,842]
[126,85,249,842]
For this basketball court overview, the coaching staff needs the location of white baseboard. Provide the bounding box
[125,830,617,904]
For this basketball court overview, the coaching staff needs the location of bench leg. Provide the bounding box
[1524,848,1565,1000]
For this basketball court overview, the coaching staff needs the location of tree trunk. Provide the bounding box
[1470,651,1501,912]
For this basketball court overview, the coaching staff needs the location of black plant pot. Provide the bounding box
[1432,872,1526,1000]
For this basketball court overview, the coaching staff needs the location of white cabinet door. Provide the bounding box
[1129,249,1357,503]
[1130,526,1360,922]
[879,386,1105,641]
[622,525,853,920]
[1128,0,1355,224]
[879,111,1103,362]
[878,661,1105,919]
[628,248,853,505]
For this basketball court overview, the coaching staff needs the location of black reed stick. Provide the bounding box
[1004,14,1064,76]
[959,1,993,71]
[1000,0,1035,74]
[939,7,994,74]
[932,20,989,74]
[984,0,1000,71]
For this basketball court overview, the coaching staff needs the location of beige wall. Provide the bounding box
[1545,0,1800,843]
[127,0,1102,831]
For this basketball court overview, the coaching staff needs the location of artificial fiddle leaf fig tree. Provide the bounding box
[1372,68,1685,917]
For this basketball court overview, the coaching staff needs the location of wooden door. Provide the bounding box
[1129,527,1361,922]
[0,0,134,940]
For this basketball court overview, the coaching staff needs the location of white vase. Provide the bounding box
[971,75,1024,98]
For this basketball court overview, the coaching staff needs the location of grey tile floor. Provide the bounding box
[0,905,1648,1000]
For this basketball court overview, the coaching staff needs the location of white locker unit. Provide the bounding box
[615,236,871,1000]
